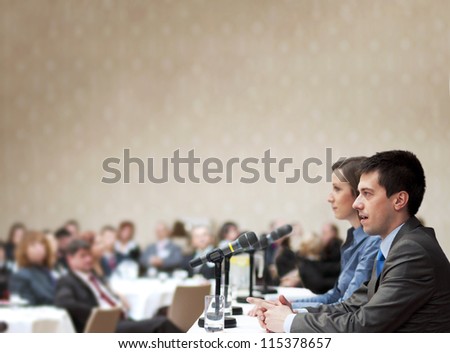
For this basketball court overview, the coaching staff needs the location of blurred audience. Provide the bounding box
[9,231,56,305]
[0,241,13,299]
[115,221,140,264]
[182,226,215,279]
[297,223,342,294]
[5,222,26,264]
[218,221,239,247]
[140,222,183,273]
[98,225,118,275]
[64,219,80,239]
[273,237,298,287]
[170,220,192,255]
[91,233,114,280]
[55,239,182,333]
[265,219,288,286]
[79,230,96,246]
[54,228,73,275]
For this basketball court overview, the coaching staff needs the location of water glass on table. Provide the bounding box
[204,295,224,333]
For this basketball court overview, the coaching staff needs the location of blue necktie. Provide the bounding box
[376,250,385,277]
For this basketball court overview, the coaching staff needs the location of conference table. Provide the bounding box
[188,287,315,333]
[0,306,75,333]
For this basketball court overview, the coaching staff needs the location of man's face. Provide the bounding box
[68,248,94,273]
[58,235,73,251]
[191,227,212,250]
[155,223,169,241]
[353,171,397,238]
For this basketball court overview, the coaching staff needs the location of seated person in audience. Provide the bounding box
[264,219,288,286]
[297,223,343,294]
[91,232,114,279]
[54,228,73,275]
[9,231,56,305]
[170,220,192,256]
[114,221,140,264]
[80,230,96,245]
[253,151,450,332]
[217,221,240,247]
[64,219,80,239]
[182,226,215,279]
[0,241,13,299]
[4,222,26,265]
[55,239,181,333]
[140,222,183,273]
[98,225,118,275]
[273,237,298,287]
[249,157,380,313]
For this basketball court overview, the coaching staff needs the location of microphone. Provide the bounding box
[190,231,258,268]
[253,224,293,250]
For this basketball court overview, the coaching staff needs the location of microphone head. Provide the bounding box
[189,256,203,268]
[270,224,293,241]
[245,231,259,247]
[253,234,268,250]
[237,231,258,248]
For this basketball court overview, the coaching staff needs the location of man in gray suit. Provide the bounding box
[140,222,183,273]
[255,150,450,332]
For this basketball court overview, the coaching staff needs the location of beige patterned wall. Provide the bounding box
[1,0,449,255]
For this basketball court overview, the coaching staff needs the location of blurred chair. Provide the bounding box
[84,308,122,333]
[167,284,211,332]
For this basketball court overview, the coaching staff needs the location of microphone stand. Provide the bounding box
[197,255,237,328]
[258,246,278,295]
[224,254,243,315]
[236,248,264,303]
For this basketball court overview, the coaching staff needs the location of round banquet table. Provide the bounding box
[0,306,75,333]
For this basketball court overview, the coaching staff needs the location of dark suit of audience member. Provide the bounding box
[55,270,181,333]
[182,249,215,280]
[274,240,298,280]
[298,237,342,294]
[0,245,13,299]
[55,239,181,333]
[0,264,11,300]
[9,267,55,305]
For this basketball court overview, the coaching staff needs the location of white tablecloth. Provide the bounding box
[0,306,75,333]
[110,277,212,321]
[188,287,315,333]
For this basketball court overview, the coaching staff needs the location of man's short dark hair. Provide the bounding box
[360,150,426,216]
[55,228,71,239]
[66,239,91,256]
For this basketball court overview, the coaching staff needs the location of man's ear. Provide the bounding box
[393,191,409,211]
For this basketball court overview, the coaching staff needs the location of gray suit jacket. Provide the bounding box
[139,241,183,271]
[291,217,450,332]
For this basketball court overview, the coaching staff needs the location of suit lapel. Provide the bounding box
[69,271,99,305]
[367,217,422,298]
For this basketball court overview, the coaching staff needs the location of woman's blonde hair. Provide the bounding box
[15,231,55,268]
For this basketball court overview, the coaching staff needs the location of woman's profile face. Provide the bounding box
[26,241,47,265]
[327,170,357,221]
